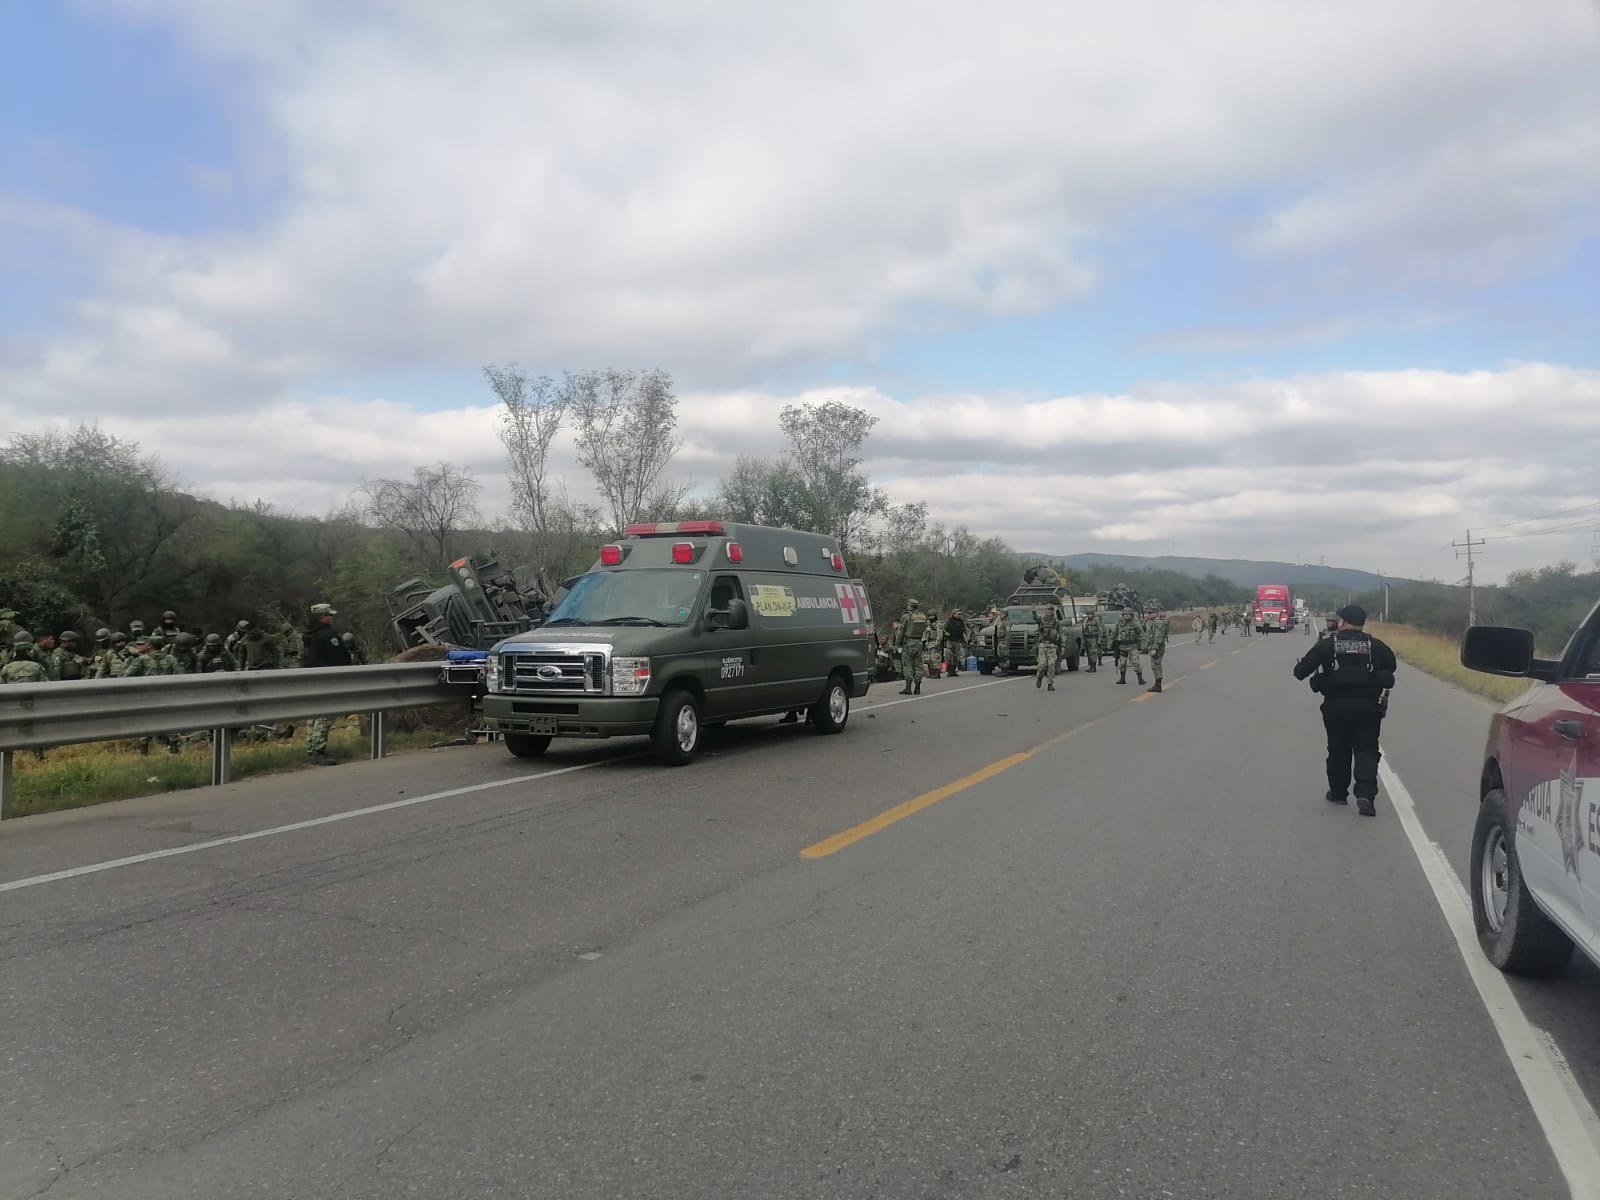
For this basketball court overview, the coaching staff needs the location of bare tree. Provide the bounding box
[569,368,687,534]
[485,363,573,580]
[358,462,482,569]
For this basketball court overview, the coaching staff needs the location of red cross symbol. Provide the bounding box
[836,584,858,622]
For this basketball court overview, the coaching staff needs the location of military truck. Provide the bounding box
[970,566,1086,675]
[389,557,552,651]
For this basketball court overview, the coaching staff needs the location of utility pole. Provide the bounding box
[1453,530,1487,626]
[1376,570,1389,623]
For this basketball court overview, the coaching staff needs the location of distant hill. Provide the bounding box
[1024,552,1401,592]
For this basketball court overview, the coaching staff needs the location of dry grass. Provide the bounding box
[1368,622,1531,705]
[9,721,446,819]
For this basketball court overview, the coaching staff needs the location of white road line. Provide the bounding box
[0,757,628,895]
[859,674,1023,711]
[1380,755,1600,1199]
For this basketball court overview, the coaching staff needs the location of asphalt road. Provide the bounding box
[4,629,1599,1199]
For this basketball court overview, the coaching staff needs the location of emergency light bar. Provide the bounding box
[623,521,727,537]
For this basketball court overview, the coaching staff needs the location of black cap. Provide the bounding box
[1337,604,1367,627]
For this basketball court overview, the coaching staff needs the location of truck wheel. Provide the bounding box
[504,733,552,759]
[1065,651,1079,672]
[1471,787,1572,975]
[811,673,851,735]
[978,663,994,676]
[652,688,703,766]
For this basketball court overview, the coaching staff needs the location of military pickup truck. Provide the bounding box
[970,569,1086,675]
[388,557,552,651]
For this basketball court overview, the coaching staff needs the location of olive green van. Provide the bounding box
[480,521,876,764]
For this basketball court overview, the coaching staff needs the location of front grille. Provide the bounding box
[502,650,607,694]
[1009,631,1029,653]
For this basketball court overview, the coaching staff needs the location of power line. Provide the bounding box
[1474,500,1600,534]
[1483,516,1600,541]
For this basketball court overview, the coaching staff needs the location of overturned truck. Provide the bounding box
[388,557,551,652]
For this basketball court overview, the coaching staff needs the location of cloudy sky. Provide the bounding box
[3,0,1598,582]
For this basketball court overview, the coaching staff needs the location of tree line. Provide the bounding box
[5,370,1586,655]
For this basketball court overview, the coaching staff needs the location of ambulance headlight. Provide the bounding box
[612,656,651,695]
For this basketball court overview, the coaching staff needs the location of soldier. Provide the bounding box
[923,607,942,679]
[1143,601,1170,694]
[224,619,252,655]
[89,628,115,674]
[52,631,90,681]
[1206,611,1219,643]
[158,610,183,638]
[1,631,49,683]
[236,624,282,671]
[94,632,128,678]
[1321,612,1339,640]
[1113,609,1147,686]
[943,609,968,676]
[301,602,351,765]
[1193,613,1206,644]
[128,619,146,645]
[1034,605,1062,692]
[1081,609,1103,672]
[892,598,930,695]
[197,633,237,673]
[992,604,1013,674]
[32,632,60,680]
[340,630,368,665]
[171,631,201,673]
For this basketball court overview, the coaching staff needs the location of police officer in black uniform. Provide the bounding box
[1292,605,1397,816]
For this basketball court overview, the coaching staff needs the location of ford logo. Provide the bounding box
[536,665,563,680]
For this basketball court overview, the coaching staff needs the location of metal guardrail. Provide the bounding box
[0,663,479,819]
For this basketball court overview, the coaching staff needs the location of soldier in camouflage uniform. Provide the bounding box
[94,632,133,678]
[89,628,115,674]
[197,633,238,673]
[1206,611,1219,643]
[1,631,49,684]
[52,631,90,681]
[893,599,930,694]
[224,619,251,656]
[1081,610,1104,672]
[340,631,368,665]
[236,625,282,671]
[1034,605,1062,691]
[1113,609,1147,686]
[170,632,201,674]
[1143,601,1171,694]
[923,608,942,678]
[120,637,179,754]
[990,606,1013,673]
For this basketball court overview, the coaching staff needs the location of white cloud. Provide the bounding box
[3,363,1594,582]
[4,2,1598,583]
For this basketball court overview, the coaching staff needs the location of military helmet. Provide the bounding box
[236,619,252,631]
[162,610,178,620]
[12,629,34,646]
[111,631,128,645]
[129,619,145,631]
[147,631,166,646]
[175,632,197,647]
[59,630,81,643]
[94,627,111,641]
[204,632,223,646]
[906,598,919,609]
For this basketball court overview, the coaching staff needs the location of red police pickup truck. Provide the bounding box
[1463,599,1600,975]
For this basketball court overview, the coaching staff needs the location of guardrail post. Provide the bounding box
[210,728,232,787]
[0,750,14,820]
[369,711,386,760]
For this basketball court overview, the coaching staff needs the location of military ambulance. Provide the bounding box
[480,521,875,765]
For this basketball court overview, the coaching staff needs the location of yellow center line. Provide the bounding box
[800,716,1104,859]
[1199,659,1219,670]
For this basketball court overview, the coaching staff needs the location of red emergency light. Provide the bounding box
[671,542,699,564]
[600,544,624,566]
[725,542,743,563]
[624,520,727,537]
[831,553,844,571]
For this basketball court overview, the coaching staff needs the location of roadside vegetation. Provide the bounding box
[1368,622,1530,705]
[8,724,448,819]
